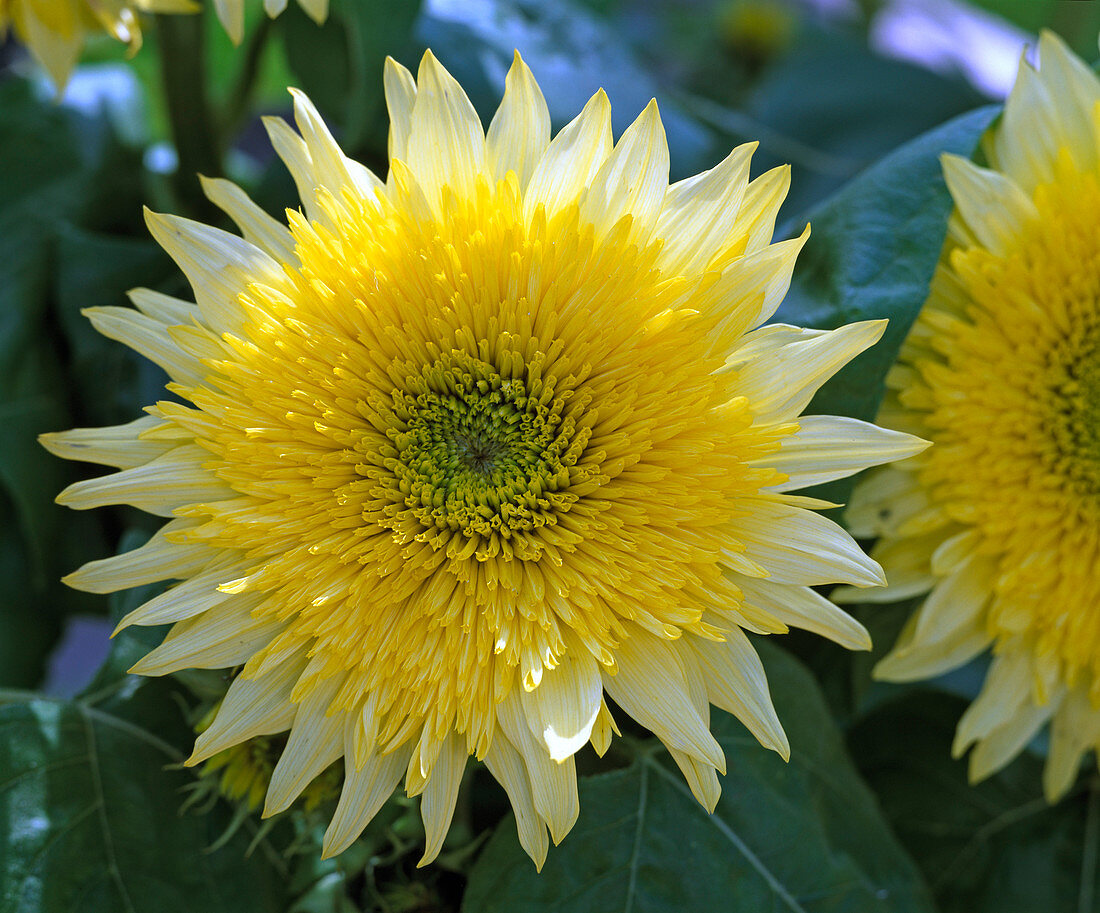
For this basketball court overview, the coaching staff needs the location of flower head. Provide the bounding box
[45,51,922,866]
[212,0,327,44]
[2,0,196,90]
[841,31,1100,799]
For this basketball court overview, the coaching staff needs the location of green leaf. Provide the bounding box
[0,686,290,913]
[463,642,935,913]
[849,691,1100,913]
[771,104,998,507]
[742,28,989,217]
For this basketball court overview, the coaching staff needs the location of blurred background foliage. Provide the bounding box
[2,1,1100,911]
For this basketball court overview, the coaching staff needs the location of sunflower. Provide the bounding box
[211,0,326,44]
[45,51,923,867]
[2,0,196,90]
[839,31,1100,800]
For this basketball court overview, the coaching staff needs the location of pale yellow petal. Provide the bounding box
[144,209,285,331]
[725,498,885,587]
[40,416,170,470]
[486,52,550,192]
[942,154,1037,257]
[322,745,411,858]
[418,730,467,866]
[56,445,232,517]
[737,576,871,651]
[384,56,417,164]
[496,690,579,844]
[758,415,928,492]
[129,594,278,675]
[405,51,486,204]
[483,730,549,870]
[520,650,603,763]
[523,90,612,225]
[579,99,669,244]
[188,653,307,765]
[688,627,789,759]
[199,175,297,263]
[62,520,211,593]
[82,306,205,386]
[212,0,244,43]
[730,320,887,425]
[655,142,756,276]
[969,698,1058,783]
[602,630,725,771]
[264,676,345,815]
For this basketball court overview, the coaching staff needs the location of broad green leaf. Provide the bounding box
[0,686,290,913]
[776,104,999,422]
[850,691,1100,913]
[743,28,989,217]
[770,104,998,507]
[463,642,935,913]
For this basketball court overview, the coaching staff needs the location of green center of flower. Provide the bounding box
[386,350,593,542]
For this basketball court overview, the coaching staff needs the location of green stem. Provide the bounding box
[157,9,222,216]
[222,14,275,138]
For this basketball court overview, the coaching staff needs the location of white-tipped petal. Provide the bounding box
[656,142,756,275]
[200,175,297,263]
[942,155,1038,257]
[295,0,327,24]
[603,630,725,772]
[264,676,345,816]
[759,415,928,492]
[737,576,871,651]
[83,306,206,386]
[322,743,411,858]
[212,0,244,43]
[969,698,1058,783]
[1044,687,1100,800]
[113,557,247,631]
[688,627,789,759]
[405,52,486,204]
[486,51,551,191]
[290,88,382,199]
[127,288,197,325]
[731,320,887,425]
[483,730,550,869]
[520,650,603,763]
[62,521,211,593]
[523,89,613,225]
[953,648,1033,755]
[188,654,307,765]
[40,416,171,470]
[144,209,285,331]
[417,731,467,866]
[579,99,669,243]
[726,498,885,588]
[384,56,417,164]
[56,445,233,517]
[497,691,579,844]
[129,595,278,675]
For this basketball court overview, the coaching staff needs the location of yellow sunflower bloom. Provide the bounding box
[840,31,1100,800]
[212,0,326,44]
[44,51,923,867]
[2,0,196,90]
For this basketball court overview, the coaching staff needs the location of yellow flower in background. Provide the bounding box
[840,31,1100,800]
[44,51,923,867]
[212,0,327,44]
[2,0,196,89]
